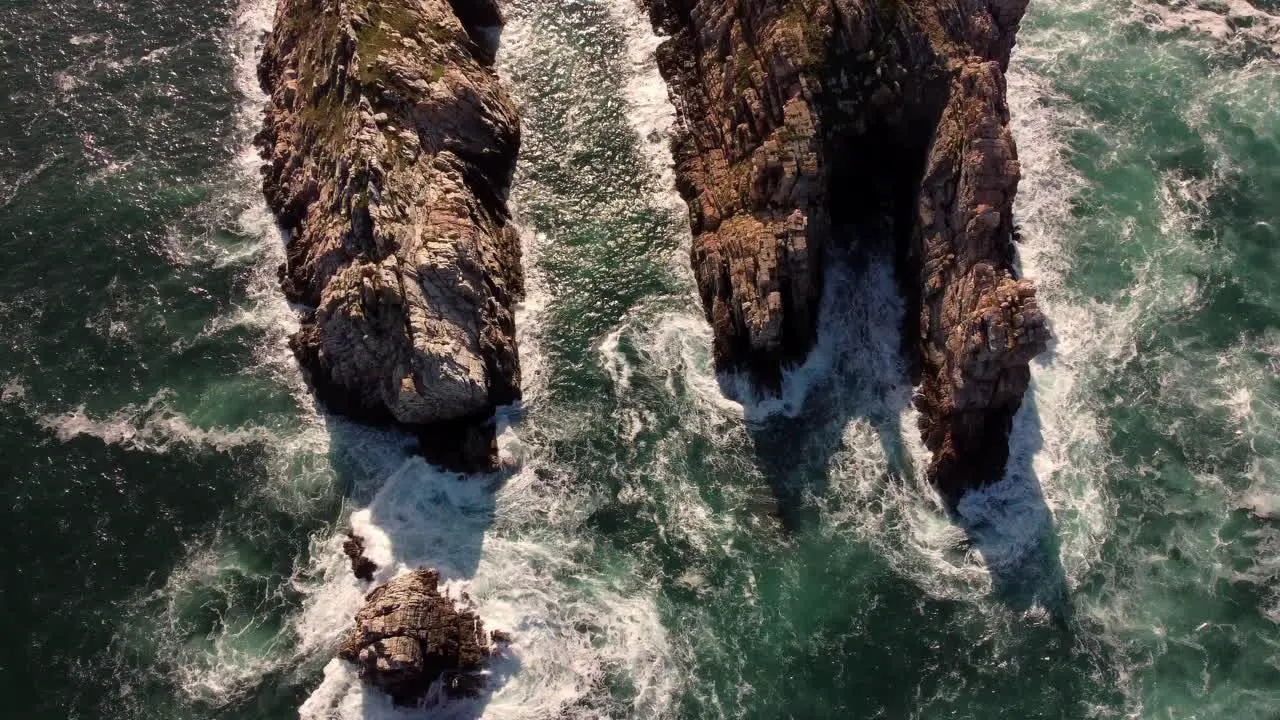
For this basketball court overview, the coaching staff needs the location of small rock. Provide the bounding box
[342,532,378,582]
[338,569,494,705]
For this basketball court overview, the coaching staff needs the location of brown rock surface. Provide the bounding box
[911,58,1050,504]
[647,0,1049,499]
[256,0,521,469]
[338,569,494,704]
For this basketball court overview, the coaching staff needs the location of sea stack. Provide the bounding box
[256,0,522,470]
[338,569,499,704]
[646,0,1050,502]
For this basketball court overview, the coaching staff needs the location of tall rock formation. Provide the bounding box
[256,0,521,469]
[910,55,1048,504]
[647,0,1050,501]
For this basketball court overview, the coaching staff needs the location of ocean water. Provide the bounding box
[0,0,1277,717]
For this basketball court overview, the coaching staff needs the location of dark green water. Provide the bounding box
[0,0,1277,718]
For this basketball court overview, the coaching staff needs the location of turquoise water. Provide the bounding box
[0,0,1277,717]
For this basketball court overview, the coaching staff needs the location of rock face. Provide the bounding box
[256,0,521,469]
[648,0,828,384]
[647,0,1050,500]
[910,57,1050,504]
[338,569,493,704]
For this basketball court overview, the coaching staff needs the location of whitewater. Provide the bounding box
[0,0,1277,717]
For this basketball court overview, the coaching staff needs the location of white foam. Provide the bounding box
[1131,0,1280,47]
[154,544,299,706]
[511,227,554,405]
[1003,12,1280,599]
[996,18,1280,715]
[118,0,338,705]
[37,391,280,453]
[735,251,911,427]
[603,0,683,207]
[606,306,747,424]
[806,256,1004,600]
[595,304,749,429]
[1,377,26,403]
[598,326,633,391]
[293,436,678,719]
[53,0,318,461]
[0,153,62,210]
[999,53,1130,586]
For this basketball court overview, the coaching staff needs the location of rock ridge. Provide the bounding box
[646,0,1050,500]
[256,0,522,469]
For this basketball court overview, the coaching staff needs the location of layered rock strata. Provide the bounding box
[910,56,1049,504]
[257,0,521,469]
[647,0,1050,501]
[338,569,498,704]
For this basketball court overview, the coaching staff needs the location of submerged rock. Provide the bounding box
[342,532,377,582]
[256,0,521,471]
[647,0,1050,501]
[337,569,496,704]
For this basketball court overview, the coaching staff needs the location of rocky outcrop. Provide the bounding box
[342,532,378,581]
[910,58,1050,504]
[256,0,521,470]
[647,0,1049,500]
[648,0,828,384]
[338,569,499,704]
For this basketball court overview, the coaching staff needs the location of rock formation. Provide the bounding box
[338,569,497,704]
[646,0,1050,501]
[342,532,378,581]
[256,0,522,470]
[910,56,1050,504]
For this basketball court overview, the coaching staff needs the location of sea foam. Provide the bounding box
[296,2,688,713]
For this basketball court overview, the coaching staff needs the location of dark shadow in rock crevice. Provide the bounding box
[729,227,913,533]
[727,225,1074,631]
